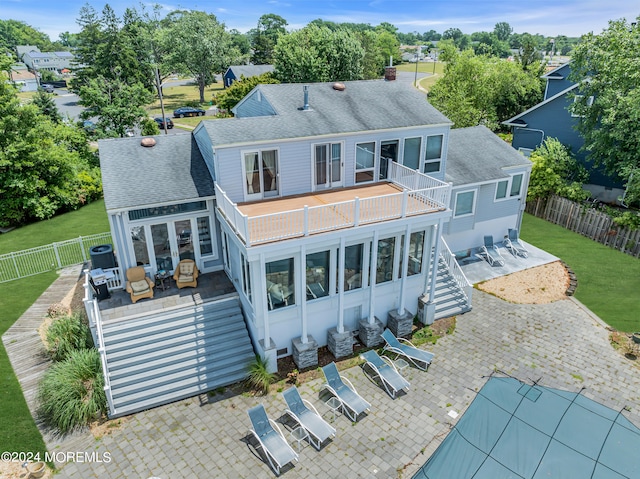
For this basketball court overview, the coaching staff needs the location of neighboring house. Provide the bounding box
[17,46,76,73]
[9,64,38,92]
[96,79,530,416]
[503,62,624,203]
[223,64,274,87]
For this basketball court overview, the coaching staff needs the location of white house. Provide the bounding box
[95,79,530,416]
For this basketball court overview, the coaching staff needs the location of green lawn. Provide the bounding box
[0,272,57,455]
[147,82,225,117]
[0,201,109,453]
[521,213,640,332]
[0,199,109,255]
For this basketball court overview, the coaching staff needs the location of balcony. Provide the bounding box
[215,162,451,246]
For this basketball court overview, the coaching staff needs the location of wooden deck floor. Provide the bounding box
[237,183,403,217]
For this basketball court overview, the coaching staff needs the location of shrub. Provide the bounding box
[45,313,93,362]
[246,354,274,395]
[38,349,106,433]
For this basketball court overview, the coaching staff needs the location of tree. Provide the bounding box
[249,14,287,64]
[273,25,364,83]
[0,57,101,227]
[515,33,544,74]
[32,89,61,123]
[527,137,589,202]
[213,72,280,111]
[163,11,241,103]
[0,19,53,52]
[570,16,640,203]
[428,49,542,130]
[493,22,513,42]
[78,75,154,137]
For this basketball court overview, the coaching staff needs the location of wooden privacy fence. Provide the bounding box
[0,232,113,283]
[526,196,640,257]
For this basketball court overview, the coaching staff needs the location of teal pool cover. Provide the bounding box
[412,376,640,479]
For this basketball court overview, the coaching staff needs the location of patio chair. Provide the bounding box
[173,259,198,289]
[381,329,434,371]
[124,266,154,303]
[247,404,299,476]
[504,228,529,258]
[480,235,506,267]
[360,349,410,398]
[282,386,336,450]
[320,362,371,422]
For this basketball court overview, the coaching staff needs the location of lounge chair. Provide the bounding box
[360,349,410,398]
[505,228,529,258]
[247,404,299,476]
[320,362,371,421]
[481,235,505,266]
[173,259,198,289]
[381,329,434,371]
[282,386,336,450]
[124,266,155,303]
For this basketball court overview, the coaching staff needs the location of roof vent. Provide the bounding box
[141,137,156,148]
[333,82,346,91]
[302,85,310,110]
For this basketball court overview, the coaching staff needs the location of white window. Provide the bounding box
[314,143,342,188]
[243,149,278,198]
[454,190,476,217]
[495,174,524,201]
[571,95,594,117]
[241,253,252,303]
[355,142,375,183]
[402,137,421,170]
[266,258,295,310]
[423,134,443,174]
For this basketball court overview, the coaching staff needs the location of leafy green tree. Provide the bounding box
[249,14,288,64]
[214,72,279,111]
[0,19,53,52]
[429,49,542,130]
[570,16,640,204]
[0,57,101,226]
[78,75,154,138]
[32,89,61,123]
[273,25,364,83]
[515,33,544,73]
[163,11,241,103]
[527,137,589,202]
[493,22,513,42]
[141,117,160,136]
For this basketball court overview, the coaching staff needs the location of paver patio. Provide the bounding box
[6,267,640,478]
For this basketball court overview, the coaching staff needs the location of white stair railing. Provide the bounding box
[439,239,473,304]
[83,270,116,417]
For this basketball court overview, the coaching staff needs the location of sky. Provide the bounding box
[1,0,638,41]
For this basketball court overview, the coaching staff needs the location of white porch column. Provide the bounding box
[368,230,379,324]
[397,223,412,315]
[337,237,346,333]
[299,245,308,343]
[259,252,270,346]
[428,218,444,302]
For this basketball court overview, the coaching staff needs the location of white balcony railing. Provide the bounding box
[215,165,450,246]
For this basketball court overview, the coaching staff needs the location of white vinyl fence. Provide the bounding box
[0,232,113,283]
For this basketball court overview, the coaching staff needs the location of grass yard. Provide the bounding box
[147,81,225,117]
[0,272,56,455]
[0,199,109,255]
[521,213,640,332]
[0,201,110,453]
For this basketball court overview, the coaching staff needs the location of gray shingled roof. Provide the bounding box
[227,64,274,78]
[200,80,452,146]
[99,133,215,211]
[445,126,531,186]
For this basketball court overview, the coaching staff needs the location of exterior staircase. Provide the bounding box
[101,295,255,418]
[433,253,472,320]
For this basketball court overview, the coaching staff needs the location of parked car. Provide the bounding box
[154,117,174,129]
[40,83,55,93]
[173,106,205,118]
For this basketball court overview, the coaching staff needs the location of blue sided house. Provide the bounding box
[503,62,624,203]
[94,79,531,417]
